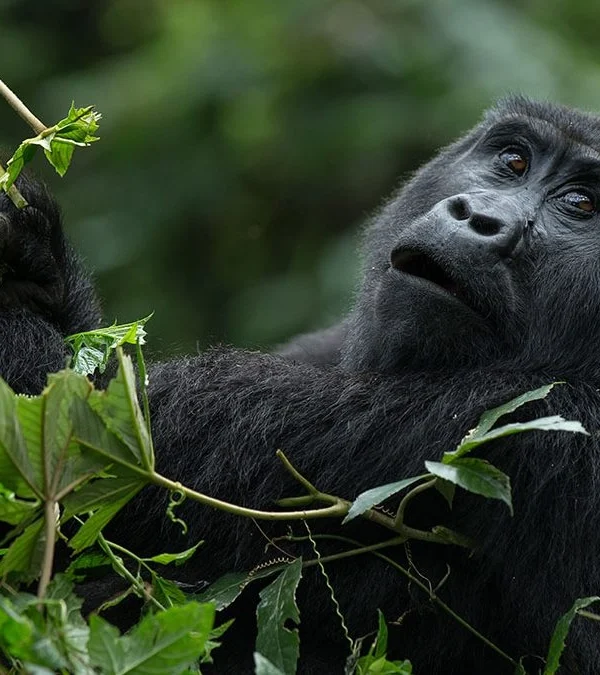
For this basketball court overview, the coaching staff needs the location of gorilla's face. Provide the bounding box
[343,98,600,376]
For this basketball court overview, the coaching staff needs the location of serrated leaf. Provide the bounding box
[86,350,152,469]
[543,596,600,674]
[142,542,203,566]
[0,104,101,190]
[425,458,513,514]
[343,475,427,524]
[89,602,215,675]
[66,316,151,376]
[65,551,110,580]
[255,558,302,675]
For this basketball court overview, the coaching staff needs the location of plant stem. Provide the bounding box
[394,477,437,528]
[297,533,518,668]
[37,500,57,599]
[97,533,165,611]
[0,160,27,208]
[0,79,46,134]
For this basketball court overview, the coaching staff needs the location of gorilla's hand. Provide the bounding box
[0,184,66,319]
[0,176,100,336]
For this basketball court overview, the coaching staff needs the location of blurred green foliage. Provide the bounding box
[1,0,600,355]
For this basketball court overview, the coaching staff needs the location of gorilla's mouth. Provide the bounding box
[390,250,463,300]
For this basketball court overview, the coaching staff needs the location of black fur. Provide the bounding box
[2,97,600,673]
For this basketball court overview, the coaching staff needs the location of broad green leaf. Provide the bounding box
[543,596,600,674]
[142,542,203,566]
[444,415,588,463]
[356,656,413,674]
[0,517,44,580]
[0,378,38,497]
[88,602,215,675]
[43,575,91,674]
[86,350,152,469]
[255,558,303,675]
[425,459,513,514]
[0,596,35,661]
[87,616,125,674]
[66,315,151,376]
[65,551,111,580]
[71,397,139,466]
[63,476,145,520]
[343,475,427,524]
[69,484,143,552]
[195,572,249,611]
[254,653,286,675]
[151,573,187,608]
[0,486,39,525]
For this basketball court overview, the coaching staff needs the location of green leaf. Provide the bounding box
[254,653,287,675]
[86,349,153,469]
[255,558,303,675]
[373,610,388,658]
[343,475,427,524]
[0,517,44,580]
[425,459,513,514]
[194,572,249,611]
[0,485,39,525]
[88,602,215,675]
[142,542,203,566]
[0,104,101,190]
[543,596,600,674]
[444,415,588,463]
[433,478,455,509]
[65,551,111,580]
[467,384,557,438]
[66,315,152,376]
[63,476,145,520]
[151,574,187,608]
[69,483,144,552]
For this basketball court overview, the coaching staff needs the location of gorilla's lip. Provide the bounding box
[390,249,468,304]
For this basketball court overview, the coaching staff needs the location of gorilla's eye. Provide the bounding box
[499,149,528,176]
[560,190,596,213]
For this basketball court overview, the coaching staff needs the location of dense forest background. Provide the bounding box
[1,0,599,355]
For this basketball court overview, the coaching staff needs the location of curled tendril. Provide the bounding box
[166,489,188,535]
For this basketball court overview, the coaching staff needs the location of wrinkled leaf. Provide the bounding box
[66,315,151,376]
[425,459,513,514]
[344,475,426,524]
[255,558,302,675]
[88,602,215,674]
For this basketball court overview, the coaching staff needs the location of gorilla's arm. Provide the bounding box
[107,350,598,673]
[0,176,101,394]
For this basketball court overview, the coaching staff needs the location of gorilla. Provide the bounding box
[1,96,599,674]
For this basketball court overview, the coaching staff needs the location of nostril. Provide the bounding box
[448,197,471,221]
[469,214,502,237]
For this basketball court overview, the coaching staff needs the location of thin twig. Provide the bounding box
[0,79,46,134]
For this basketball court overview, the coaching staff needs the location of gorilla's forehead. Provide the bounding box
[486,96,600,158]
